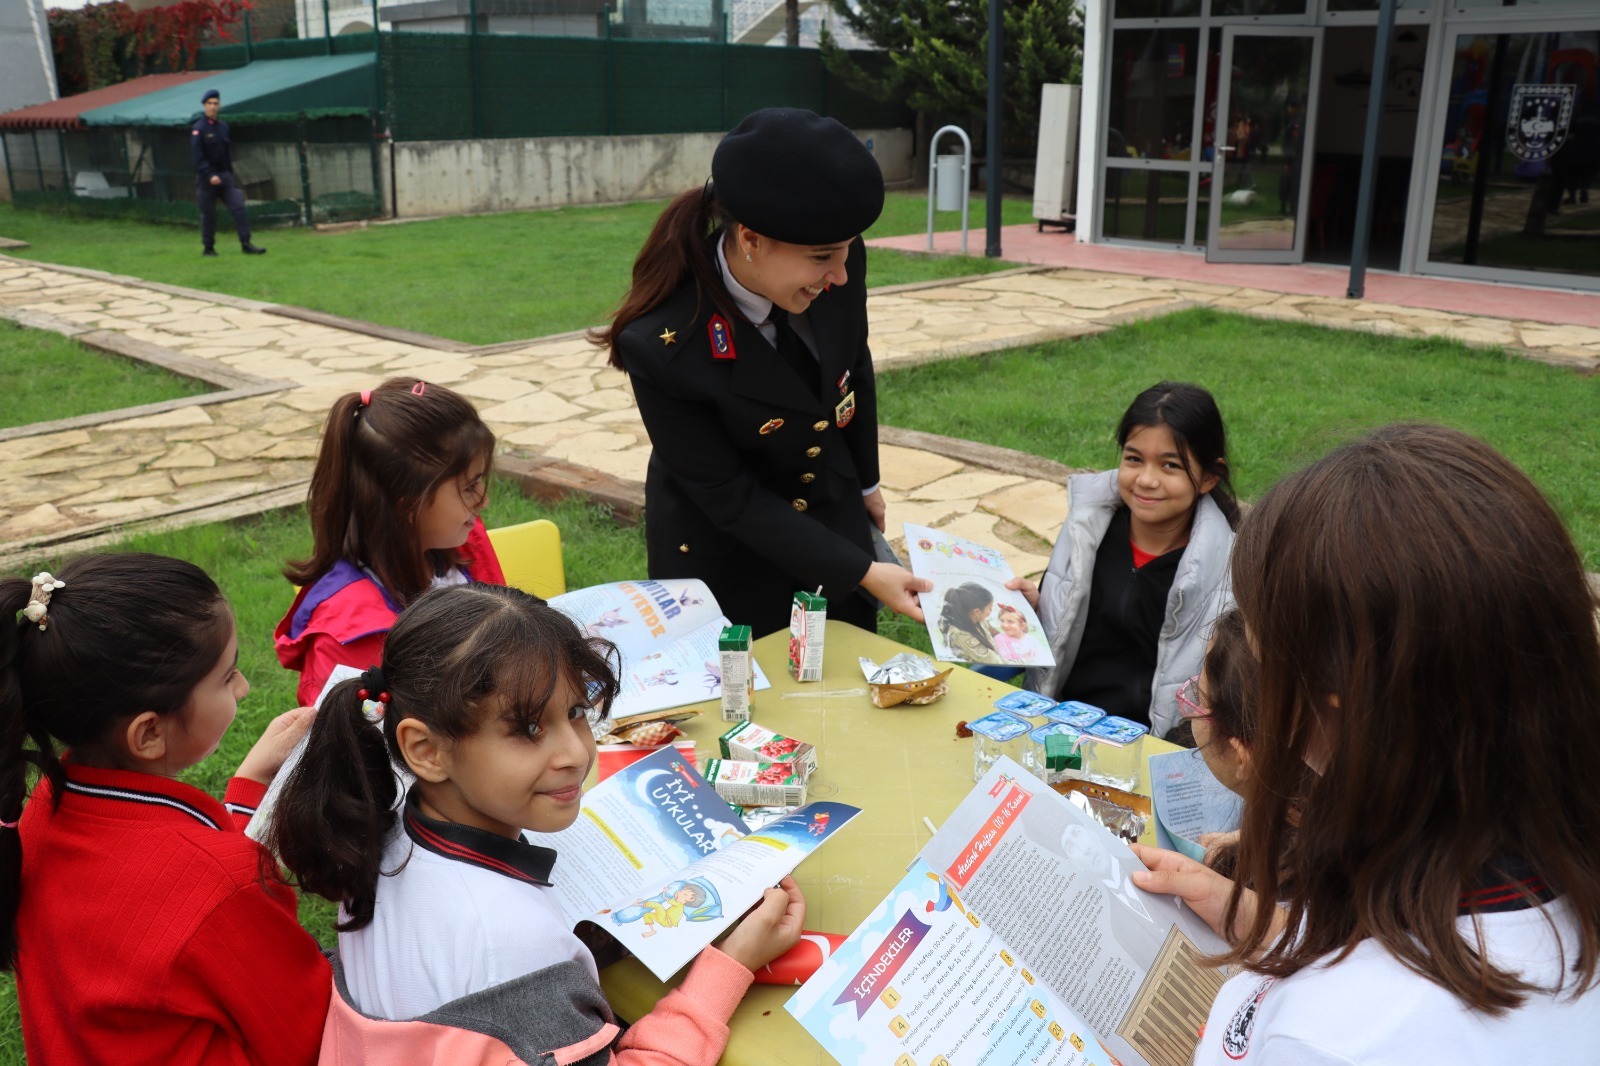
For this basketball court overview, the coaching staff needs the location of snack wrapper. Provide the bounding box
[858,652,953,708]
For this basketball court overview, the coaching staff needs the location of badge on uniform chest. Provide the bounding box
[835,391,857,428]
[708,315,736,360]
[836,370,851,397]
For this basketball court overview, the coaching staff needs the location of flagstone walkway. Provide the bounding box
[3,252,1597,573]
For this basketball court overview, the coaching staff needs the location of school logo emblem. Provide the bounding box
[1506,84,1575,162]
[1222,977,1274,1059]
[834,391,856,429]
[707,315,736,360]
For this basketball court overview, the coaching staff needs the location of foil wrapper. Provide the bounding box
[859,653,951,708]
[859,652,939,684]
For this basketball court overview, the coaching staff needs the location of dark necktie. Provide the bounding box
[768,309,820,400]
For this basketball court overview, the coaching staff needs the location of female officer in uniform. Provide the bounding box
[595,107,930,637]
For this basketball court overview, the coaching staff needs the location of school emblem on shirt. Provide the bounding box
[834,391,857,429]
[708,314,736,360]
[1222,977,1274,1060]
[836,369,851,397]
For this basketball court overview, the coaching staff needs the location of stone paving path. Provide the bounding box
[4,253,1597,573]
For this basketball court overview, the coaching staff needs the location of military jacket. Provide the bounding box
[617,239,880,637]
[190,117,234,180]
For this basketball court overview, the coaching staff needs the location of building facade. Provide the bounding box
[1074,0,1600,291]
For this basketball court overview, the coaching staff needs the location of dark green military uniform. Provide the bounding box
[617,239,879,638]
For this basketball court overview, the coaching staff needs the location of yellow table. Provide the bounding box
[600,620,1175,1064]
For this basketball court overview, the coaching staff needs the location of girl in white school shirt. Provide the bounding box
[1134,424,1600,1064]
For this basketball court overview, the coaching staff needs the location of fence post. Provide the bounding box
[243,8,253,63]
[55,131,70,196]
[2,135,17,202]
[298,111,314,226]
[604,9,615,136]
[368,109,383,218]
[29,130,43,194]
[323,0,333,53]
[469,0,481,138]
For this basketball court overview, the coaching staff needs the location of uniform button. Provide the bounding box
[812,420,828,432]
[806,446,822,458]
[678,543,690,553]
[800,473,816,484]
[792,499,809,512]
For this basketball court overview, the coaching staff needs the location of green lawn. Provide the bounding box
[0,193,1029,346]
[876,306,1600,568]
[0,320,212,429]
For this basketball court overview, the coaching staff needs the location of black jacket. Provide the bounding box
[191,117,233,180]
[617,238,880,637]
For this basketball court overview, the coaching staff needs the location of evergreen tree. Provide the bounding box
[822,0,1082,146]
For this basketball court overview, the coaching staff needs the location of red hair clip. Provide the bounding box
[356,689,391,703]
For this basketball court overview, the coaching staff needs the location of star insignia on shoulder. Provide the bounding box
[659,327,677,345]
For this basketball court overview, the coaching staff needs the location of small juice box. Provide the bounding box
[703,759,808,807]
[967,710,1031,782]
[718,624,753,722]
[788,591,826,682]
[719,720,818,775]
[1024,723,1085,784]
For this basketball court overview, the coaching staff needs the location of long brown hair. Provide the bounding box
[285,377,495,604]
[1224,423,1600,1012]
[591,187,740,369]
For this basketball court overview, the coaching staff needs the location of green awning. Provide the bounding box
[79,54,376,127]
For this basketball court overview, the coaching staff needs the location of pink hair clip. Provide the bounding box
[411,381,427,396]
[0,818,18,830]
[359,389,372,406]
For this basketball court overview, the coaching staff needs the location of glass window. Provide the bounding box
[1326,0,1430,11]
[1113,0,1201,19]
[1103,170,1192,242]
[1212,0,1306,16]
[1427,29,1600,281]
[1106,29,1202,161]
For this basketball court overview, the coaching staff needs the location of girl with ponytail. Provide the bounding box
[276,375,506,706]
[272,582,805,1064]
[1,553,329,1066]
[593,107,930,639]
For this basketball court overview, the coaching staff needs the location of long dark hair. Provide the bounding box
[1116,381,1240,529]
[1199,609,1255,749]
[939,582,996,643]
[1225,423,1600,1012]
[271,583,620,930]
[591,187,741,369]
[285,377,496,604]
[0,553,231,971]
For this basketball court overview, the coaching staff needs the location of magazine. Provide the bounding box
[1148,749,1243,864]
[787,756,1227,1066]
[529,745,861,981]
[548,579,772,720]
[903,523,1055,667]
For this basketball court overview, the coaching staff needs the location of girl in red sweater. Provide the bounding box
[0,553,332,1066]
[275,377,507,706]
[271,582,804,1065]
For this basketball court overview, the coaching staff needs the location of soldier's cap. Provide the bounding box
[201,89,220,103]
[711,108,884,246]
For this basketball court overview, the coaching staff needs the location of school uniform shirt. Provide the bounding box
[274,518,505,706]
[15,762,331,1066]
[1198,894,1600,1065]
[323,790,754,1065]
[616,237,881,638]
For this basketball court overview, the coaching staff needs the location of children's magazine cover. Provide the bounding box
[903,523,1054,668]
[788,756,1228,1066]
[549,579,772,720]
[528,746,861,981]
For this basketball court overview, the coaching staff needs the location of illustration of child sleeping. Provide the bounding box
[611,877,724,937]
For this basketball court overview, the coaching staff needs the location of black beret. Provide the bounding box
[712,108,885,245]
[201,89,220,103]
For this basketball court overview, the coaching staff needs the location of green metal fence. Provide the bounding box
[381,33,905,142]
[3,113,382,228]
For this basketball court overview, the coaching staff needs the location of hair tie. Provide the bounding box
[0,817,18,830]
[359,389,372,407]
[410,381,426,397]
[357,665,390,706]
[20,572,65,632]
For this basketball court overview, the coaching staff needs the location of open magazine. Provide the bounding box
[903,523,1055,667]
[787,756,1227,1066]
[1148,749,1243,863]
[548,579,772,720]
[530,745,860,981]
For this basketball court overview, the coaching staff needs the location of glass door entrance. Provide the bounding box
[1207,27,1324,263]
